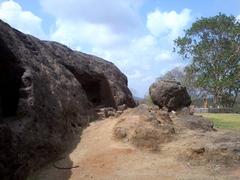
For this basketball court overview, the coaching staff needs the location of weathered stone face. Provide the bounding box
[149,80,191,111]
[0,20,135,179]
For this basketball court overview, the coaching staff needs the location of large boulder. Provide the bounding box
[0,20,135,179]
[149,80,191,111]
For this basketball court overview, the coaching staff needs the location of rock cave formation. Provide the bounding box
[0,20,135,179]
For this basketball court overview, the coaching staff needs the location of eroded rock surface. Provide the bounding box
[113,105,175,151]
[172,113,215,132]
[149,80,191,111]
[178,131,240,167]
[0,20,135,179]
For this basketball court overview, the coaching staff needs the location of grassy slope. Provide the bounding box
[199,113,240,130]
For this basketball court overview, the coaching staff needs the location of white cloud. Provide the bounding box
[237,15,240,21]
[154,51,172,62]
[41,0,144,50]
[127,70,143,79]
[130,35,156,52]
[51,19,124,48]
[0,0,46,39]
[40,0,142,34]
[147,8,191,40]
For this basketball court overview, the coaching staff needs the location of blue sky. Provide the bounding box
[0,0,239,97]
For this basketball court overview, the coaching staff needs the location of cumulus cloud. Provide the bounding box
[40,0,142,34]
[0,0,46,39]
[51,19,125,48]
[147,9,191,41]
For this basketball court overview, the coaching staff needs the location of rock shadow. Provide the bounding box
[31,135,83,180]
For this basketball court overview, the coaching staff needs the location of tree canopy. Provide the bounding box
[174,13,240,107]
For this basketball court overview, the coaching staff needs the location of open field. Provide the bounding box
[199,113,240,130]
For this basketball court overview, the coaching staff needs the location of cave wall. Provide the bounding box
[0,36,25,120]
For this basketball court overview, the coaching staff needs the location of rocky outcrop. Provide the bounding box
[179,131,240,166]
[0,20,135,179]
[149,80,191,111]
[113,105,175,151]
[173,114,214,132]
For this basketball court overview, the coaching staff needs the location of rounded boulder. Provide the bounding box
[149,80,191,111]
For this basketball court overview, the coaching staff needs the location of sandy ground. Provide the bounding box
[34,116,240,180]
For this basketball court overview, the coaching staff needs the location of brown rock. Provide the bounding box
[0,20,135,179]
[113,105,175,151]
[149,80,191,111]
[117,104,127,111]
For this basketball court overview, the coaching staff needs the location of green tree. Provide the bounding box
[174,13,240,107]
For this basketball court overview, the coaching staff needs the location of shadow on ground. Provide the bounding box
[28,134,83,180]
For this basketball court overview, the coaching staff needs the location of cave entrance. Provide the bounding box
[81,79,101,106]
[62,65,116,109]
[0,46,24,119]
[80,74,116,108]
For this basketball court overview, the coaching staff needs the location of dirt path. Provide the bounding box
[34,117,239,180]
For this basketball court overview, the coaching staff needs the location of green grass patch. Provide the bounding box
[199,113,240,130]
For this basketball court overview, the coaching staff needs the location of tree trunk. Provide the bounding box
[232,90,239,107]
[213,91,220,108]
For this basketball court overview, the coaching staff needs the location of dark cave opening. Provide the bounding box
[0,50,24,119]
[81,79,102,106]
[62,65,116,108]
[80,75,116,108]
